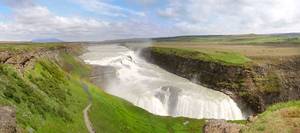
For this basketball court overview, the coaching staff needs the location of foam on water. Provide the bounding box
[81,45,245,120]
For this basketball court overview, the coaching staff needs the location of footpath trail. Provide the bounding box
[82,83,95,133]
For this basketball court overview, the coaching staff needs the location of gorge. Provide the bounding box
[81,44,246,120]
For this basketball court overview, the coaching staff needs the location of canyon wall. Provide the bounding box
[141,47,300,113]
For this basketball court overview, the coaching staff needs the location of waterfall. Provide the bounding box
[81,44,245,120]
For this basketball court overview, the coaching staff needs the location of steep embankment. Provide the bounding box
[142,47,300,113]
[0,44,91,132]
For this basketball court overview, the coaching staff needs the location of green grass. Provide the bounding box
[59,52,91,78]
[227,120,247,125]
[0,59,89,132]
[151,47,251,66]
[243,101,300,133]
[0,43,64,52]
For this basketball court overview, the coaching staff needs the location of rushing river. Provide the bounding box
[81,44,244,120]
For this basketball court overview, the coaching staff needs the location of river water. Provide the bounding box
[81,44,244,120]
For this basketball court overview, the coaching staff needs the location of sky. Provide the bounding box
[0,0,300,41]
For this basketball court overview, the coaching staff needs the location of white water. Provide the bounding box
[81,44,244,120]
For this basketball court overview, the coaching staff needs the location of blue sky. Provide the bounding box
[0,0,300,41]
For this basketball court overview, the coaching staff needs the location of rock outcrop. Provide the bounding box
[141,48,300,113]
[0,106,16,133]
[0,46,70,71]
[203,120,244,133]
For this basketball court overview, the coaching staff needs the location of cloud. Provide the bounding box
[0,0,172,41]
[158,0,300,34]
[0,2,110,41]
[74,0,145,17]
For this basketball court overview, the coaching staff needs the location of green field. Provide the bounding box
[150,47,251,66]
[153,34,300,45]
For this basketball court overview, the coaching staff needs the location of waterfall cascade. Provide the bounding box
[81,45,245,120]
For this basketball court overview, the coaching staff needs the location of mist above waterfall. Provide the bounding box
[81,44,245,120]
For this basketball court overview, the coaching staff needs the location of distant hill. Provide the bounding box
[32,38,63,43]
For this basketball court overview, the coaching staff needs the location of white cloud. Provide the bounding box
[0,4,113,41]
[0,1,172,41]
[159,0,300,34]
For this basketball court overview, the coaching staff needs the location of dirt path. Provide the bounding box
[83,103,95,133]
[82,83,95,133]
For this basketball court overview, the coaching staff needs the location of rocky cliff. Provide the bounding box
[141,47,300,113]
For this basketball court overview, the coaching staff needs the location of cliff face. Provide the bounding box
[0,46,75,71]
[141,48,300,113]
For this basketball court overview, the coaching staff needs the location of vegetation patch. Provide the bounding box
[227,120,247,125]
[254,71,281,93]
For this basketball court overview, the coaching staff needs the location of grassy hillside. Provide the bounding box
[0,44,205,133]
[0,61,87,132]
[0,53,90,132]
